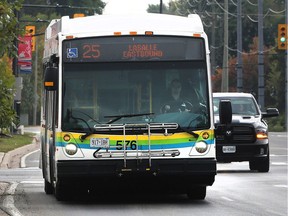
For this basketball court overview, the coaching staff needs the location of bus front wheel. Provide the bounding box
[44,179,53,194]
[54,180,68,201]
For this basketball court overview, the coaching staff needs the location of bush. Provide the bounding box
[266,113,286,132]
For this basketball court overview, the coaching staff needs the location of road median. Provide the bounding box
[0,137,40,169]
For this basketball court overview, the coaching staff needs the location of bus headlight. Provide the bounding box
[65,143,78,155]
[195,141,208,154]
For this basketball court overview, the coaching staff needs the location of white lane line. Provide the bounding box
[5,182,18,195]
[271,162,287,165]
[270,154,288,157]
[20,149,40,168]
[20,180,43,184]
[221,196,234,202]
[274,185,288,188]
[3,182,23,216]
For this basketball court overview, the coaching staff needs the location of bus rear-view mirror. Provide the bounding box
[44,67,58,91]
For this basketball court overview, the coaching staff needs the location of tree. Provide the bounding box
[0,55,16,134]
[0,0,22,134]
[22,0,106,17]
[0,0,23,57]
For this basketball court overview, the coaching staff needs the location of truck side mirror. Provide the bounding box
[219,100,232,124]
[262,108,279,118]
[44,67,58,91]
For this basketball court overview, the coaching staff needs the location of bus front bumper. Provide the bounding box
[56,158,216,186]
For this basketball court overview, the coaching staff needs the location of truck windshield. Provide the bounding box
[62,61,210,132]
[213,97,259,116]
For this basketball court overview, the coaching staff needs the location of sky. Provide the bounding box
[103,0,170,14]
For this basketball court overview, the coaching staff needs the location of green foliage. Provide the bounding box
[147,3,170,14]
[0,55,16,131]
[0,133,34,153]
[0,0,23,57]
[266,114,286,132]
[22,0,105,17]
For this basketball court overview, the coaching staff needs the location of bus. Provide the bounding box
[41,13,220,201]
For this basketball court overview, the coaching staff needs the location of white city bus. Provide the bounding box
[41,13,219,201]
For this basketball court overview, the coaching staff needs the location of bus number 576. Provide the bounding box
[116,140,137,150]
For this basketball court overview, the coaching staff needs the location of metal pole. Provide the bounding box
[237,0,243,92]
[33,40,38,125]
[160,0,163,14]
[221,0,229,92]
[211,4,216,74]
[258,0,264,111]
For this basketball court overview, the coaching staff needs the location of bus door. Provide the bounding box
[43,90,58,183]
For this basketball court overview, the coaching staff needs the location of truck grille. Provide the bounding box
[215,124,256,144]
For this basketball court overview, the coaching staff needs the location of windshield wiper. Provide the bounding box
[66,109,97,141]
[178,126,199,138]
[105,112,154,124]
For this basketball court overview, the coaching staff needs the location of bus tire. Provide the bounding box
[187,186,206,200]
[54,180,67,201]
[44,179,54,194]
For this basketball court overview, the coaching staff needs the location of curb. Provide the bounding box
[0,137,40,169]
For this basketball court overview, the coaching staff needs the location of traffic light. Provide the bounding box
[25,25,36,51]
[278,24,287,50]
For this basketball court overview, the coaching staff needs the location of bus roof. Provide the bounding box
[45,13,204,39]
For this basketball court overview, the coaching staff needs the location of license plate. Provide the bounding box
[90,138,110,148]
[222,146,236,153]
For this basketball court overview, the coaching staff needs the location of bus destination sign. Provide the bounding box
[63,36,204,62]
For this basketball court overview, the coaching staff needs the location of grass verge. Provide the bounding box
[0,133,35,153]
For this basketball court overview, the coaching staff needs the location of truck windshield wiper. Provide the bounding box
[104,112,154,124]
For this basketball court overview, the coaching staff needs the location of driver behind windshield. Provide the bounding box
[161,79,191,113]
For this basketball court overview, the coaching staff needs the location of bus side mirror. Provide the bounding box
[219,100,232,124]
[44,67,58,91]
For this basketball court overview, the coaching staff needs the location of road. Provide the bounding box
[0,132,287,216]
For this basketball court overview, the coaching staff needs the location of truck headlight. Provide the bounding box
[65,143,78,155]
[256,129,268,139]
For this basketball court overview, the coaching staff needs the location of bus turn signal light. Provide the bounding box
[45,82,54,87]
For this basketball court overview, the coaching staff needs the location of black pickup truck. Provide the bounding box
[213,92,279,172]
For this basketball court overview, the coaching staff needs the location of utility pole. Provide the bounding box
[160,0,163,14]
[286,0,288,131]
[221,0,229,92]
[258,0,264,111]
[33,39,38,125]
[237,0,243,92]
[211,3,216,75]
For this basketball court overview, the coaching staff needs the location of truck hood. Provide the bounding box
[214,115,261,124]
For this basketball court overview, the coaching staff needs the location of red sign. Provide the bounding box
[18,36,32,73]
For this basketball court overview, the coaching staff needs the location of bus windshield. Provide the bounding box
[62,36,210,132]
[62,61,209,132]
